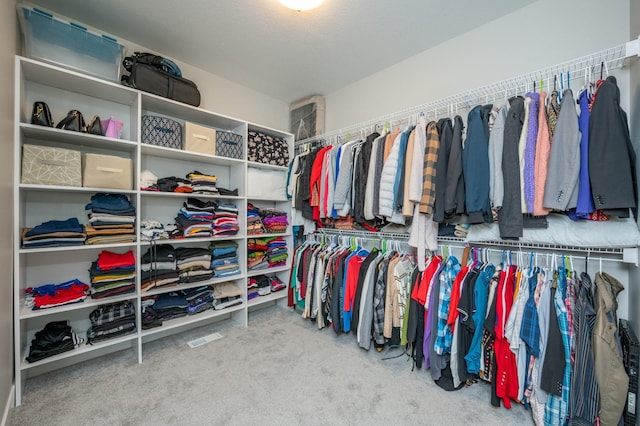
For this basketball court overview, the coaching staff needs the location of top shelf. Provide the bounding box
[19,57,138,106]
[141,94,246,132]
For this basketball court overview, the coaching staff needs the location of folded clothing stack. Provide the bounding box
[247,238,268,271]
[265,237,288,268]
[187,170,218,195]
[141,285,215,329]
[454,223,470,238]
[86,301,137,344]
[260,208,288,233]
[212,203,239,236]
[247,275,286,300]
[141,245,179,292]
[25,279,89,310]
[140,219,178,241]
[27,321,83,363]
[84,194,136,245]
[210,240,241,278]
[21,217,86,248]
[175,247,213,283]
[247,203,265,235]
[89,250,136,299]
[175,198,215,238]
[212,282,243,310]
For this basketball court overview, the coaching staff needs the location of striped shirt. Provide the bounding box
[569,272,600,424]
[434,256,461,355]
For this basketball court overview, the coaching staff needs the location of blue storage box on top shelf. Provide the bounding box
[17,4,125,82]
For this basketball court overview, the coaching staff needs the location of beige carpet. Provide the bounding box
[8,306,534,425]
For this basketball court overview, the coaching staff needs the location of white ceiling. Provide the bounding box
[26,0,537,103]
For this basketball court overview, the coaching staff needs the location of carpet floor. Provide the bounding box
[8,305,534,425]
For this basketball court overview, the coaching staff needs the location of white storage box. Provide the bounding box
[184,122,216,155]
[21,144,82,187]
[82,153,132,190]
[17,4,125,82]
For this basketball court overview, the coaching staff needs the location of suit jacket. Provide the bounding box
[589,76,637,218]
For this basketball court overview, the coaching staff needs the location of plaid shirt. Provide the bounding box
[419,121,440,215]
[373,257,390,345]
[544,280,571,425]
[434,256,460,355]
[90,301,135,326]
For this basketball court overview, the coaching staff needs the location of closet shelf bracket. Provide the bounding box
[626,36,640,59]
[623,247,639,266]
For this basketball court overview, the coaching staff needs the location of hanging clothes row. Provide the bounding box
[290,235,630,425]
[288,71,636,264]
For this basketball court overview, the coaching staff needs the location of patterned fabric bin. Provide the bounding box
[247,131,289,166]
[215,131,243,159]
[141,115,182,149]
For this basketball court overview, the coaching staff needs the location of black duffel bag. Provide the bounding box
[121,52,201,107]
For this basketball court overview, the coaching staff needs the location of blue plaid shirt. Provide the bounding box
[433,256,460,355]
[544,271,571,425]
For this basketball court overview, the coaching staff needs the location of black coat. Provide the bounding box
[589,76,637,218]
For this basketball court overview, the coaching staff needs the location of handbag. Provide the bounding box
[31,101,53,127]
[56,109,86,132]
[86,115,104,135]
[101,116,124,139]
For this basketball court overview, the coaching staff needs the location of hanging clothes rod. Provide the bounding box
[296,38,640,148]
[313,229,635,261]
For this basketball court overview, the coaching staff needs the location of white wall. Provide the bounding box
[0,0,16,420]
[629,2,640,335]
[325,0,631,131]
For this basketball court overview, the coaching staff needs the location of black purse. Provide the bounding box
[31,101,53,127]
[56,110,86,132]
[86,115,104,136]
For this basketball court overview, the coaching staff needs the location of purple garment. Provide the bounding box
[524,92,539,213]
[575,90,595,217]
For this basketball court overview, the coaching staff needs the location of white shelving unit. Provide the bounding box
[13,56,293,405]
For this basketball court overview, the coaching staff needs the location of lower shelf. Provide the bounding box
[20,333,137,370]
[247,290,287,308]
[141,303,245,338]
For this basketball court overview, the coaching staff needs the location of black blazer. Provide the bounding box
[589,76,637,218]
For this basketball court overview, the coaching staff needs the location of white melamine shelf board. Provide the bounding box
[247,162,289,171]
[20,333,137,370]
[20,293,137,319]
[247,290,287,308]
[20,183,137,195]
[141,94,245,131]
[20,123,138,152]
[140,304,244,337]
[19,242,136,254]
[19,57,138,105]
[246,265,291,278]
[247,232,291,239]
[140,191,242,201]
[142,275,245,297]
[247,196,290,202]
[140,236,245,247]
[141,143,245,166]
[247,122,294,139]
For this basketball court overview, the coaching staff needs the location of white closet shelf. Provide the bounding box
[141,275,245,297]
[141,143,245,166]
[140,303,244,338]
[140,191,243,201]
[248,232,291,239]
[18,242,136,254]
[20,57,138,105]
[247,161,289,172]
[19,293,136,319]
[247,290,287,308]
[19,333,137,370]
[247,196,290,202]
[20,183,137,195]
[247,265,290,278]
[139,235,245,247]
[141,94,245,131]
[19,123,138,152]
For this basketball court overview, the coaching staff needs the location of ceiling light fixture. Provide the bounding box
[278,0,324,11]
